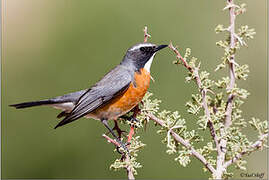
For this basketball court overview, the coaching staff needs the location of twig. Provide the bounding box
[127,126,135,143]
[102,134,120,147]
[124,105,142,180]
[102,133,135,180]
[216,0,237,178]
[168,42,221,157]
[126,158,135,180]
[222,133,268,169]
[168,42,192,72]
[225,0,236,127]
[143,26,151,43]
[147,113,217,174]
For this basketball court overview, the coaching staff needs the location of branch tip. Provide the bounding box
[143,26,151,43]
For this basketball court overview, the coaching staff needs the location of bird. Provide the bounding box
[10,42,167,151]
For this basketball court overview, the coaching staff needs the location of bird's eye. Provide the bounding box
[140,47,146,52]
[140,46,153,53]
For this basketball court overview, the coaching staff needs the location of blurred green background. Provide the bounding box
[2,0,267,179]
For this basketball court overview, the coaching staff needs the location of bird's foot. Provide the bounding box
[116,141,131,157]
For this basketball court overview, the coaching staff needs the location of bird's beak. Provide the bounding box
[154,44,168,52]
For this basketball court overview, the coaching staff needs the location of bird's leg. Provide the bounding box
[105,120,126,138]
[127,125,135,142]
[103,105,142,156]
[101,119,129,155]
[112,120,126,138]
[123,105,142,143]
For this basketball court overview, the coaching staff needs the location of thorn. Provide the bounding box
[207,89,216,95]
[143,26,151,37]
[223,3,240,11]
[143,26,151,42]
[234,33,246,46]
[227,25,232,32]
[230,60,239,67]
[150,75,155,82]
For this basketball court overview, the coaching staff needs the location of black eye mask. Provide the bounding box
[140,46,155,53]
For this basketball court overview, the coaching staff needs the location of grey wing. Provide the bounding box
[54,65,133,128]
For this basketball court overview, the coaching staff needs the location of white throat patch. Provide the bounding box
[144,53,156,72]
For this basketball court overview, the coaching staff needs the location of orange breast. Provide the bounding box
[91,68,151,120]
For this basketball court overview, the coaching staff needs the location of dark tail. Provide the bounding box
[9,90,87,109]
[9,100,56,109]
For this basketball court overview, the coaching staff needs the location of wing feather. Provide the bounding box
[55,65,133,128]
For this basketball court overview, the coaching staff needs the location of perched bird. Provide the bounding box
[10,42,167,150]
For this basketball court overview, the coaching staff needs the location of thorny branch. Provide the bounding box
[164,1,267,178]
[168,42,222,157]
[103,17,267,178]
[143,26,151,43]
[223,133,268,169]
[148,109,268,178]
[147,113,217,174]
[216,0,237,178]
[103,134,120,147]
[102,134,135,180]
[168,43,193,72]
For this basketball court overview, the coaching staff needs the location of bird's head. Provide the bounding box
[122,43,168,72]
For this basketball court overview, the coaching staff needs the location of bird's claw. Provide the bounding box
[116,141,130,157]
